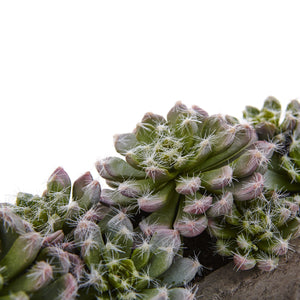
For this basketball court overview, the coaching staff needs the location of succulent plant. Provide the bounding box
[243,96,300,192]
[70,207,200,299]
[0,207,59,299]
[14,167,103,234]
[206,97,300,271]
[2,96,299,300]
[208,189,300,271]
[1,168,199,299]
[96,101,276,239]
[96,100,300,273]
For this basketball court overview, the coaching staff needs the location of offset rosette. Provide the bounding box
[209,190,300,271]
[97,102,273,238]
[244,97,300,191]
[2,168,199,299]
[70,209,200,299]
[14,167,104,234]
[0,206,70,299]
[212,97,300,271]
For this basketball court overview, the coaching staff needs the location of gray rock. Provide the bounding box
[195,238,300,300]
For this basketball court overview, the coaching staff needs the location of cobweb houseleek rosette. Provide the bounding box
[97,102,275,238]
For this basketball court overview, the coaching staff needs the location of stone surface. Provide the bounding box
[195,238,300,300]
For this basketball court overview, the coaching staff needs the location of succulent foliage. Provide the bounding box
[209,190,300,271]
[0,168,199,299]
[244,96,300,191]
[97,102,275,241]
[0,97,300,300]
[206,96,300,270]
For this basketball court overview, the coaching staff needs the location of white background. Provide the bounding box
[1,1,300,203]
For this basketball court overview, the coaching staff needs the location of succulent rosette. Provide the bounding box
[209,189,300,271]
[0,168,199,299]
[244,97,300,192]
[207,97,300,271]
[96,102,276,239]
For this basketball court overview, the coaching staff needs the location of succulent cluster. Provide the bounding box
[244,97,300,192]
[205,97,300,271]
[14,167,102,234]
[97,101,277,239]
[1,98,300,300]
[96,99,300,273]
[0,168,199,299]
[0,207,46,300]
[208,189,300,271]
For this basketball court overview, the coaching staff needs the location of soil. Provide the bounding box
[182,231,230,276]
